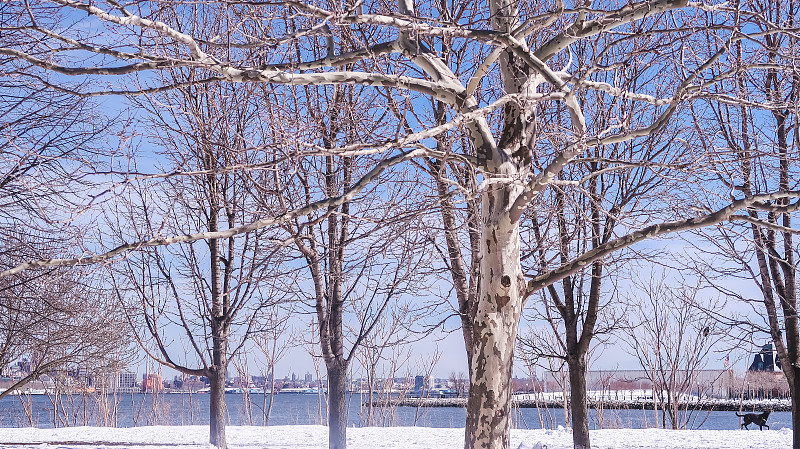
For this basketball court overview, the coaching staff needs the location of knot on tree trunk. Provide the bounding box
[500,275,511,287]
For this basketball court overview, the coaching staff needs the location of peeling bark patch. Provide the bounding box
[500,275,511,288]
[486,240,491,254]
[492,340,503,358]
[495,294,510,309]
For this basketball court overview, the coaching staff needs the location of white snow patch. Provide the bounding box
[0,425,793,449]
[516,442,545,449]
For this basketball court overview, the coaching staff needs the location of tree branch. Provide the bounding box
[526,191,800,295]
[0,148,426,277]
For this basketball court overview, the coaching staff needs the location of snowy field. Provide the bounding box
[0,425,792,449]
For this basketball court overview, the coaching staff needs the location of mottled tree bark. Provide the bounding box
[463,0,533,444]
[464,168,526,449]
[207,176,229,448]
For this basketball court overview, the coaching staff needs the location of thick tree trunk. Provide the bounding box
[465,181,525,449]
[568,356,590,449]
[208,362,227,449]
[462,1,533,442]
[327,364,348,449]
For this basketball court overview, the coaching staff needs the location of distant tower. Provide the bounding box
[748,343,781,372]
[414,375,426,393]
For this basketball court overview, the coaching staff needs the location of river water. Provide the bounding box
[0,393,792,431]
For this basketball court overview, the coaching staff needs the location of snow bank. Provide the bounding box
[0,425,793,449]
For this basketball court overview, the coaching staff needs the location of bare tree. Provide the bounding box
[686,1,800,444]
[4,2,800,449]
[517,329,573,429]
[449,371,469,398]
[356,305,414,427]
[110,81,287,448]
[253,311,290,426]
[0,45,124,399]
[412,348,441,426]
[0,259,128,400]
[623,274,726,429]
[275,142,431,448]
[519,124,670,447]
[251,74,435,448]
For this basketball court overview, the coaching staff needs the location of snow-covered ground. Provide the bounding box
[0,425,792,449]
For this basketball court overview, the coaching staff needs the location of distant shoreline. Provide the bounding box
[371,397,792,412]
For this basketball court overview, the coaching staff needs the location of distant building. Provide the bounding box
[305,372,313,383]
[142,373,163,393]
[181,377,207,392]
[749,343,781,372]
[414,375,427,393]
[17,358,32,375]
[92,370,138,393]
[118,372,137,389]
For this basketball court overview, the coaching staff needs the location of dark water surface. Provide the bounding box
[0,393,792,431]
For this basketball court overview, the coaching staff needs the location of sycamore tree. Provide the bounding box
[2,1,800,449]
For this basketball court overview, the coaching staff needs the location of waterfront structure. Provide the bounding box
[118,372,137,390]
[748,343,781,372]
[537,369,734,400]
[141,373,163,393]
